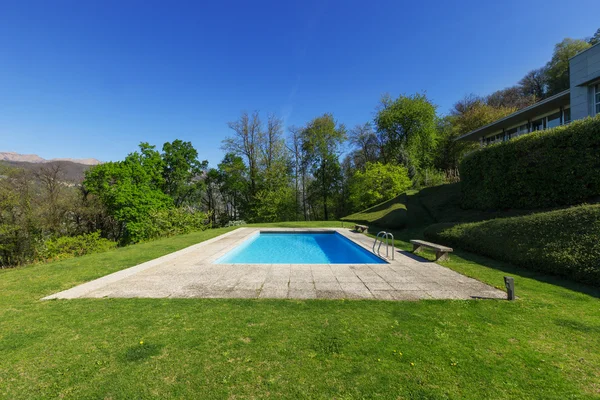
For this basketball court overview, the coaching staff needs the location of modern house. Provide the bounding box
[457,42,600,144]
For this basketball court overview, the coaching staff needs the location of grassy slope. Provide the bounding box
[342,183,534,236]
[1,222,600,399]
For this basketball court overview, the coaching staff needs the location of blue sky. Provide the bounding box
[1,0,599,167]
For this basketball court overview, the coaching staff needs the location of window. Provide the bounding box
[594,83,600,115]
[547,112,561,129]
[563,108,571,124]
[506,127,517,139]
[531,118,544,131]
[518,124,529,135]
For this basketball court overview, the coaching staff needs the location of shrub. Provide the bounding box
[460,116,600,209]
[39,232,117,262]
[142,207,210,240]
[424,204,600,286]
[349,162,412,210]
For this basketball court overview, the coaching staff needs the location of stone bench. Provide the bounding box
[410,240,453,261]
[354,224,368,233]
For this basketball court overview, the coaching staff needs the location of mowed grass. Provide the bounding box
[1,222,600,399]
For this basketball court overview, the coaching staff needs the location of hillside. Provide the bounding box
[0,160,94,182]
[0,151,101,165]
[341,183,532,232]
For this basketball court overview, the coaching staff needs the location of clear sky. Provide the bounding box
[1,0,599,167]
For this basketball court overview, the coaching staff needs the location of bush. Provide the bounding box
[460,116,600,209]
[39,232,117,262]
[142,207,210,240]
[424,204,600,286]
[349,162,412,210]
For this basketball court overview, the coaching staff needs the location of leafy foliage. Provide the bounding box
[39,231,116,262]
[545,38,592,95]
[349,162,411,210]
[425,204,600,286]
[375,93,438,171]
[460,116,600,209]
[84,141,210,244]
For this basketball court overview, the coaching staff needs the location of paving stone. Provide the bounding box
[314,281,342,291]
[371,290,395,300]
[389,282,421,291]
[259,287,288,299]
[288,289,316,299]
[43,227,505,301]
[316,290,346,299]
[364,281,395,291]
[391,290,426,301]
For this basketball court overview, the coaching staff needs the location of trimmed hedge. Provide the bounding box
[424,204,600,286]
[460,116,600,209]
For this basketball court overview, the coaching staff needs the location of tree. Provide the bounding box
[588,28,600,46]
[301,114,346,220]
[450,95,516,135]
[519,68,547,99]
[545,38,591,95]
[161,140,207,207]
[374,93,438,172]
[349,162,411,210]
[84,145,173,243]
[486,86,536,110]
[223,111,262,197]
[348,122,380,168]
[286,126,307,220]
[217,153,248,221]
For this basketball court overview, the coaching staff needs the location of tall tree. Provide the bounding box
[348,122,380,168]
[217,153,248,221]
[588,28,600,46]
[301,114,346,221]
[349,162,411,210]
[450,95,516,135]
[223,111,262,197]
[161,140,207,207]
[519,68,548,99]
[374,93,438,172]
[286,126,307,220]
[545,38,592,95]
[486,86,536,110]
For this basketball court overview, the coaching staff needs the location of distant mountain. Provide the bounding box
[0,152,102,182]
[0,151,101,166]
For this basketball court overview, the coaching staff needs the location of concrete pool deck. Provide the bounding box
[43,228,506,301]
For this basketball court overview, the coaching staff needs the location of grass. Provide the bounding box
[1,222,600,399]
[341,183,533,231]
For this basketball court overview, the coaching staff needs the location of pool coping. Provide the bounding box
[42,227,507,301]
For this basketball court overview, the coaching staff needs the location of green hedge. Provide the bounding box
[460,116,600,209]
[424,204,600,286]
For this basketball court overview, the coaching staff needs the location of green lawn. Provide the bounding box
[1,222,600,399]
[341,183,534,231]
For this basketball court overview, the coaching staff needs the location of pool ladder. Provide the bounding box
[373,231,395,260]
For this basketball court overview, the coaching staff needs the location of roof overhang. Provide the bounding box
[455,90,570,142]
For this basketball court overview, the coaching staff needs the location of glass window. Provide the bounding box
[563,108,571,124]
[595,84,600,115]
[506,127,518,139]
[518,124,529,135]
[531,118,544,131]
[547,112,561,129]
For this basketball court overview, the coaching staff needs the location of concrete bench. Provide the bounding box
[354,224,368,233]
[410,240,453,261]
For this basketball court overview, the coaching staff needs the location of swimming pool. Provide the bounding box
[215,231,387,264]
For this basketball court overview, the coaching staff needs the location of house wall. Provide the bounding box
[570,44,600,120]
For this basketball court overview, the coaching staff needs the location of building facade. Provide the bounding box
[457,43,600,144]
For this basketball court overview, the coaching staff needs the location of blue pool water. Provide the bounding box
[215,232,386,264]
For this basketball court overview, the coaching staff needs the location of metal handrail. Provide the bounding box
[373,231,395,260]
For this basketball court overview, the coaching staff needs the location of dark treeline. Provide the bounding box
[1,28,597,267]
